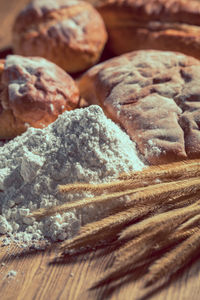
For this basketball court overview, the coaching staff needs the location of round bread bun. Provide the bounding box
[78,50,200,165]
[12,0,108,73]
[0,55,79,139]
[88,0,200,60]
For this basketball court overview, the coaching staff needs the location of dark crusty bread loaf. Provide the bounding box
[78,50,200,165]
[87,0,200,59]
[12,0,107,73]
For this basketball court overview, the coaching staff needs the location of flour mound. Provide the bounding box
[0,105,145,246]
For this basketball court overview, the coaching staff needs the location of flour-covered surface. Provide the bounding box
[0,105,145,247]
[13,0,107,73]
[0,54,79,139]
[78,50,200,165]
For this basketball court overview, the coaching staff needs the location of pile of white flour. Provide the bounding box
[0,105,145,247]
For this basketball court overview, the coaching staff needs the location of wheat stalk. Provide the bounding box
[116,227,199,264]
[45,160,200,290]
[164,193,200,210]
[92,227,198,288]
[177,214,200,231]
[59,160,200,195]
[58,179,141,194]
[59,192,199,255]
[119,159,200,180]
[59,204,154,254]
[144,228,200,286]
[30,177,200,221]
[59,193,200,255]
[119,200,200,241]
[29,188,139,220]
[92,229,161,287]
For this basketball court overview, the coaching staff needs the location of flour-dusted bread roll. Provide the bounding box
[88,0,200,59]
[0,55,79,139]
[78,50,200,165]
[12,0,108,73]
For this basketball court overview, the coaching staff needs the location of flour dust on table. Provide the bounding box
[0,105,145,248]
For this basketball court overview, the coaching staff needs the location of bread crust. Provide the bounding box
[0,55,79,139]
[90,0,200,59]
[78,50,200,165]
[12,0,107,73]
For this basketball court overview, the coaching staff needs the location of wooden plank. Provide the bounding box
[0,242,200,300]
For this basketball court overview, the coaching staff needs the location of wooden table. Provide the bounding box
[1,1,200,299]
[1,242,200,300]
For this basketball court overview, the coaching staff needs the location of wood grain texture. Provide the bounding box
[0,242,200,300]
[1,0,200,299]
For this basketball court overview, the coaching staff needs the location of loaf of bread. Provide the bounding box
[78,50,200,165]
[88,0,200,59]
[0,55,79,139]
[12,0,107,73]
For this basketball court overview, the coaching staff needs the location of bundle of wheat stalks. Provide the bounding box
[30,159,200,289]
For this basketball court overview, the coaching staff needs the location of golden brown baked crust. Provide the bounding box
[89,0,200,59]
[0,55,79,139]
[12,0,108,73]
[78,50,200,165]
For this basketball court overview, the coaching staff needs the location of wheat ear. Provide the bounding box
[30,177,200,221]
[59,160,200,194]
[29,188,139,221]
[59,179,143,194]
[59,204,154,254]
[116,227,198,265]
[119,200,200,241]
[144,228,200,286]
[59,195,200,255]
[164,193,200,210]
[119,159,200,180]
[92,229,161,288]
[59,186,190,255]
[93,225,199,288]
[94,228,198,288]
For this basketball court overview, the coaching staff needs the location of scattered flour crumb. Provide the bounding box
[1,237,11,247]
[5,270,17,279]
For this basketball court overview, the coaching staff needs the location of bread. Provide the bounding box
[78,50,200,165]
[89,0,200,59]
[12,0,108,73]
[0,55,79,139]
